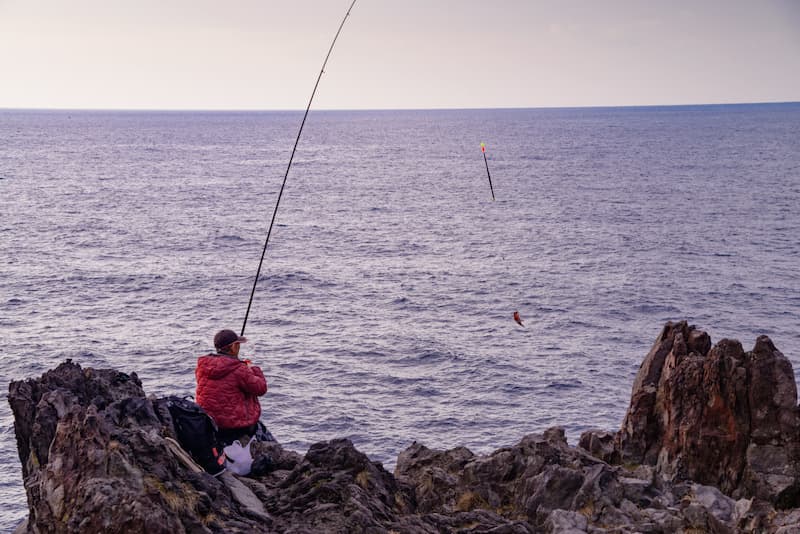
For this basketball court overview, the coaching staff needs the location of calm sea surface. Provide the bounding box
[1,104,799,528]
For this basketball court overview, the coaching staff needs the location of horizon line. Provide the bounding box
[1,100,798,113]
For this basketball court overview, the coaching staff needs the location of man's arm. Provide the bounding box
[237,363,267,396]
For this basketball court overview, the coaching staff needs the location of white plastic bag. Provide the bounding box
[224,437,254,476]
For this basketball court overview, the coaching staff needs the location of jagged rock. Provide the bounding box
[263,438,410,532]
[544,509,587,533]
[578,429,618,464]
[616,321,800,506]
[397,427,693,532]
[8,322,800,532]
[8,360,274,533]
[773,509,800,533]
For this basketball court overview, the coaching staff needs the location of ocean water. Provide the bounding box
[1,104,799,529]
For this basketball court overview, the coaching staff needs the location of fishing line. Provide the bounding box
[479,141,522,326]
[241,0,358,336]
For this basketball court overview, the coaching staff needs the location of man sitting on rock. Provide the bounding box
[196,329,268,445]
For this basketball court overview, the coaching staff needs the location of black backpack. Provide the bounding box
[164,396,226,476]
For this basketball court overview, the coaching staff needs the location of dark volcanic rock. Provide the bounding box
[9,360,266,533]
[9,323,800,532]
[616,321,800,506]
[578,429,618,464]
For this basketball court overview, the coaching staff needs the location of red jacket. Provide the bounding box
[195,353,267,430]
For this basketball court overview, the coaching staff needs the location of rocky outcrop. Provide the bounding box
[8,360,272,533]
[614,321,800,506]
[8,323,800,533]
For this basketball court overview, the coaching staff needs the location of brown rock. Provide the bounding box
[617,322,800,506]
[618,320,708,464]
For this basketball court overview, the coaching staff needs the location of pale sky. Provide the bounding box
[1,0,799,110]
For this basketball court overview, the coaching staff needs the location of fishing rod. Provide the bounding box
[241,0,358,336]
[480,142,495,201]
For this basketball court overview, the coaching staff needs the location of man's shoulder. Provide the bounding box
[197,354,242,373]
[196,353,219,364]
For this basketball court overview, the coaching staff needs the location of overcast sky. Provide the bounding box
[1,0,799,110]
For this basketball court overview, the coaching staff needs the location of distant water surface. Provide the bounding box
[1,103,799,529]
